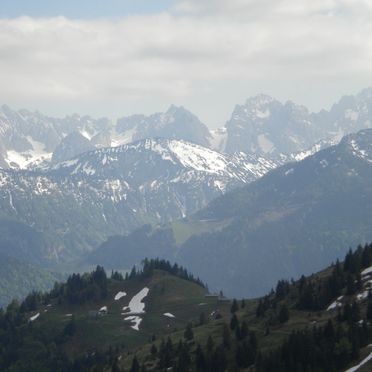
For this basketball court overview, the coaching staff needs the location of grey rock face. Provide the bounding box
[223,89,372,158]
[52,132,95,163]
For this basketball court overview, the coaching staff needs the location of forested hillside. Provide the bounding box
[2,246,372,371]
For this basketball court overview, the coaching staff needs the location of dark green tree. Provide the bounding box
[184,322,194,341]
[130,356,140,372]
[230,314,239,330]
[222,324,231,349]
[231,299,239,313]
[279,304,289,323]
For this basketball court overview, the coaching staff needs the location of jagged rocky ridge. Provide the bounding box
[222,88,372,156]
[2,87,372,170]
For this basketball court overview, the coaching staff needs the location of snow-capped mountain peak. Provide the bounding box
[50,138,277,188]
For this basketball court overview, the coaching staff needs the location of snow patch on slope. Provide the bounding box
[5,137,52,169]
[163,312,175,318]
[29,313,40,322]
[114,291,127,301]
[122,287,149,331]
[122,287,149,315]
[345,351,372,372]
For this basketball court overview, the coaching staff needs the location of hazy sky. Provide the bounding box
[1,0,372,128]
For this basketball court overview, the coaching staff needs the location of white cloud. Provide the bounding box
[0,0,372,127]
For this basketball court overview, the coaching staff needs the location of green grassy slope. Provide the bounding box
[117,248,372,372]
[25,270,228,359]
[0,253,62,308]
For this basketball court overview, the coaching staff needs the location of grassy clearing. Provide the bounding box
[171,218,230,246]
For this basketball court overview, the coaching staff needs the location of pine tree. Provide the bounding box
[129,266,137,279]
[130,356,140,372]
[231,299,239,313]
[195,344,206,371]
[279,304,289,323]
[351,301,360,323]
[230,314,239,330]
[256,299,264,317]
[150,344,157,357]
[199,312,206,325]
[210,346,227,372]
[235,324,241,341]
[64,316,77,336]
[111,359,121,372]
[240,321,248,340]
[176,342,191,372]
[206,335,214,354]
[367,301,372,320]
[236,341,252,368]
[222,324,231,349]
[184,322,194,341]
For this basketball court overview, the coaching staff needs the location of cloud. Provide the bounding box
[0,0,372,126]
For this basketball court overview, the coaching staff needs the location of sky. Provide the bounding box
[0,0,372,128]
[0,0,176,18]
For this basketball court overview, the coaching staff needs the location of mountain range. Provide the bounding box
[88,128,372,297]
[1,87,372,305]
[0,138,279,266]
[2,87,372,170]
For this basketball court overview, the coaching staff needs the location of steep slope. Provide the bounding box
[51,131,95,163]
[0,104,112,169]
[115,105,212,148]
[314,87,372,135]
[223,87,372,157]
[177,128,372,297]
[224,95,320,156]
[0,138,278,264]
[0,252,62,308]
[90,129,372,298]
[0,219,55,265]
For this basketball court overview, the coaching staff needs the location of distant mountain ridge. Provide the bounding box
[223,88,372,156]
[0,138,279,263]
[1,87,372,170]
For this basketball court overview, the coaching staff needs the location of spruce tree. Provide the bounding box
[222,324,231,349]
[230,314,239,330]
[206,335,214,354]
[130,356,140,372]
[150,344,157,357]
[184,323,194,341]
[199,312,206,325]
[111,359,121,372]
[279,304,289,323]
[231,299,239,313]
[240,321,248,340]
[367,301,372,320]
[195,344,206,371]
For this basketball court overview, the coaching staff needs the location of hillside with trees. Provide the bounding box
[2,248,372,370]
